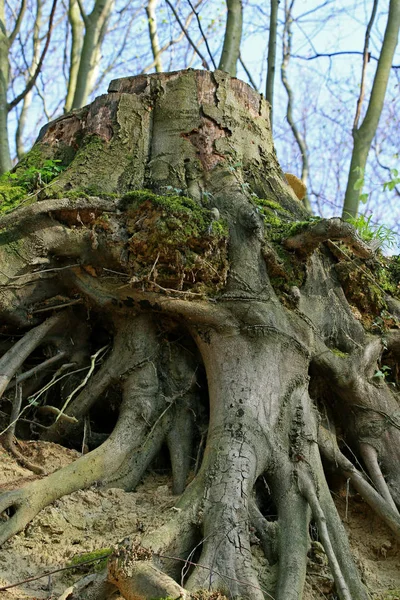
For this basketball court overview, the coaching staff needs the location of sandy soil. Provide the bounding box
[0,441,398,600]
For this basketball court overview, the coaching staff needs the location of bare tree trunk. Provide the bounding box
[342,0,400,219]
[146,0,162,73]
[0,0,12,173]
[281,0,311,212]
[218,0,243,76]
[15,0,43,158]
[265,0,279,127]
[64,0,84,113]
[71,0,114,109]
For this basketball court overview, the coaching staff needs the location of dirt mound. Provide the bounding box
[0,441,398,600]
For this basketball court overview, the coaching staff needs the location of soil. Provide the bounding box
[0,441,399,600]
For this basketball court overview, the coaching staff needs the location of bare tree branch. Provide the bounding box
[187,0,216,69]
[164,0,209,69]
[75,0,88,24]
[353,0,379,129]
[239,54,257,89]
[8,0,27,44]
[7,0,58,112]
[291,51,400,69]
[281,0,311,212]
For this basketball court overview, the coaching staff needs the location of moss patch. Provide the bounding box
[0,151,67,213]
[330,348,349,358]
[0,181,27,213]
[334,253,400,330]
[121,190,228,293]
[68,547,111,574]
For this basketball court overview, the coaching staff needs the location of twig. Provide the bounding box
[353,0,379,130]
[8,0,59,111]
[148,252,160,280]
[187,0,216,68]
[291,51,400,70]
[56,345,109,421]
[26,364,83,405]
[32,299,83,313]
[0,554,112,592]
[3,264,81,281]
[5,352,66,390]
[239,55,258,90]
[164,0,209,68]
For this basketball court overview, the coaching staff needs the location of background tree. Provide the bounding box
[0,0,26,172]
[342,0,400,219]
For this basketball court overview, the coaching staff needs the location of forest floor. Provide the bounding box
[0,440,399,600]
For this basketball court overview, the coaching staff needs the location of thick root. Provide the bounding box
[0,314,161,545]
[0,313,63,397]
[319,424,400,538]
[57,571,117,600]
[108,547,189,600]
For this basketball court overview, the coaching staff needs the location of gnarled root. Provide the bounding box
[108,545,189,600]
[319,424,400,538]
[0,313,162,545]
[0,313,64,398]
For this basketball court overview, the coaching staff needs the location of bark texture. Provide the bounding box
[0,69,400,600]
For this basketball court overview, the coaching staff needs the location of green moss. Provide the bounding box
[210,220,228,237]
[0,182,27,213]
[331,348,349,358]
[64,189,91,200]
[381,255,400,297]
[120,190,229,293]
[250,197,291,230]
[256,198,285,212]
[13,144,47,172]
[68,548,111,573]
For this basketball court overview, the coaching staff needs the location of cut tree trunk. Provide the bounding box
[0,69,400,600]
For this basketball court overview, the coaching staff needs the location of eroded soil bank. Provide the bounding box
[0,440,398,600]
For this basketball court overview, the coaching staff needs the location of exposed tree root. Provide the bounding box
[108,546,189,600]
[319,424,400,538]
[283,217,374,257]
[0,314,161,545]
[0,313,63,397]
[57,571,116,600]
[360,442,399,514]
[248,500,278,565]
[271,462,310,600]
[298,469,352,600]
[0,197,119,231]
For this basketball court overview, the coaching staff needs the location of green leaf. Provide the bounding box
[353,178,364,191]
